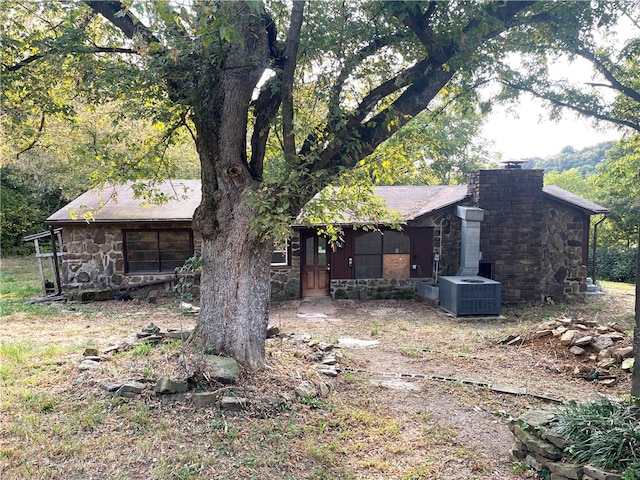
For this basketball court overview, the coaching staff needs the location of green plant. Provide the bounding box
[131,342,154,357]
[623,462,640,480]
[302,395,327,409]
[173,254,202,304]
[557,399,640,470]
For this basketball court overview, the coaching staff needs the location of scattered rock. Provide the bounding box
[117,381,146,395]
[165,330,192,340]
[608,322,625,333]
[154,377,188,395]
[591,336,614,352]
[295,381,317,399]
[530,330,552,339]
[191,392,218,407]
[583,464,623,480]
[604,332,625,342]
[612,346,633,361]
[266,325,280,339]
[498,334,519,344]
[622,358,634,371]
[220,396,247,411]
[78,359,100,371]
[99,382,122,392]
[202,355,240,384]
[597,378,617,387]
[317,342,334,352]
[159,393,187,403]
[560,330,578,346]
[337,337,380,348]
[572,335,592,347]
[569,346,585,356]
[505,336,523,346]
[82,355,104,362]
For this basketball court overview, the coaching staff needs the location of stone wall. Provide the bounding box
[509,408,622,480]
[330,278,419,300]
[62,223,303,301]
[541,203,590,302]
[270,233,301,301]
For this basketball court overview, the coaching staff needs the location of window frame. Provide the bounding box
[123,229,194,274]
[271,241,290,267]
[353,230,411,279]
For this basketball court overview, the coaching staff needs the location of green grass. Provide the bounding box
[0,256,57,315]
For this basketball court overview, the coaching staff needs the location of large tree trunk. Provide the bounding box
[188,2,272,369]
[632,215,640,399]
[193,213,273,370]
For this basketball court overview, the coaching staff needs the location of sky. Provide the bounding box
[481,98,623,161]
[481,15,635,161]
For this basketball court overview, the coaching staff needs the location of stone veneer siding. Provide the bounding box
[60,222,200,294]
[468,169,546,303]
[270,233,301,301]
[62,223,303,300]
[541,201,589,301]
[331,278,420,300]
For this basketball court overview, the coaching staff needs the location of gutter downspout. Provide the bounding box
[591,214,607,283]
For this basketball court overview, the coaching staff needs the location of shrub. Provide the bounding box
[593,246,637,283]
[557,398,640,472]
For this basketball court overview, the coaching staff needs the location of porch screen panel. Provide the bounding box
[159,231,193,271]
[126,231,160,273]
[354,232,382,278]
[125,230,192,273]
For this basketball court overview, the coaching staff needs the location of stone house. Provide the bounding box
[45,167,608,303]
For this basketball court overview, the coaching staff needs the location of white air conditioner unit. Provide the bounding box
[438,276,501,316]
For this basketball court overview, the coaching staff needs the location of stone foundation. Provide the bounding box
[330,278,420,300]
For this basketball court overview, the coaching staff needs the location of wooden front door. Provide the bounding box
[301,231,330,297]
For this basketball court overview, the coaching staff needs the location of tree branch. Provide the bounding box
[281,1,305,165]
[83,1,159,45]
[15,112,46,160]
[5,46,137,72]
[576,48,640,104]
[504,80,639,132]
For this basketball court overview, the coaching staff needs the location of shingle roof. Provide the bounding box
[45,180,607,226]
[45,180,201,224]
[543,185,609,214]
[374,185,469,220]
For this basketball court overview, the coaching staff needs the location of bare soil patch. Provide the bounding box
[0,286,635,479]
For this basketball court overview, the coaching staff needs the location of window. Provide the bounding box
[124,230,193,274]
[354,231,410,279]
[271,242,289,266]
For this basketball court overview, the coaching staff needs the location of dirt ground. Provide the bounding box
[0,286,636,479]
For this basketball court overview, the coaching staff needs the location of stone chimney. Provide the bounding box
[466,169,545,302]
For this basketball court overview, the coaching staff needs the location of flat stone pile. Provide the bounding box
[501,316,634,385]
[509,408,622,480]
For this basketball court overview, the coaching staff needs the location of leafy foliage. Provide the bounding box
[557,398,640,472]
[0,165,66,256]
[594,246,638,283]
[528,142,614,177]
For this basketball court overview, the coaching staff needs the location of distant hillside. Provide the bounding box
[520,141,614,176]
